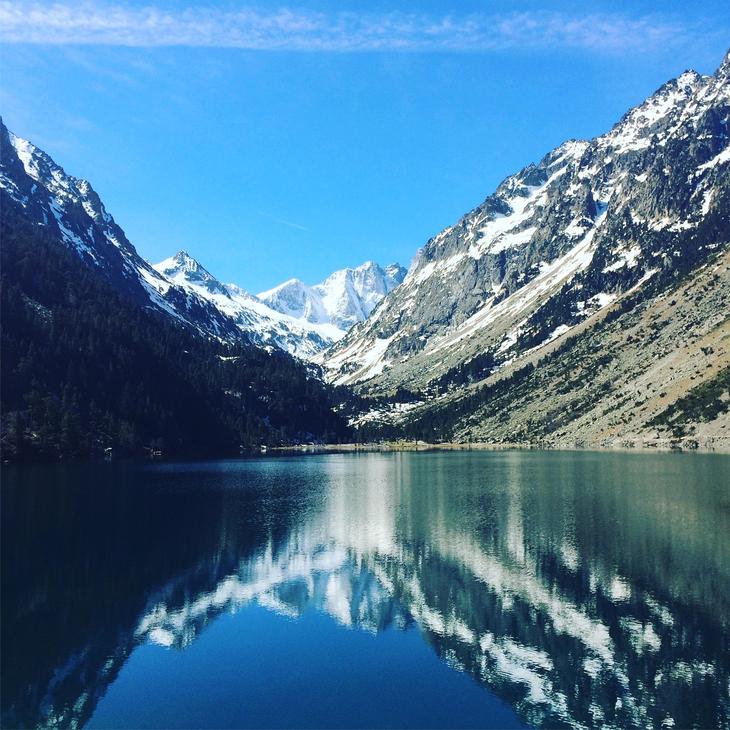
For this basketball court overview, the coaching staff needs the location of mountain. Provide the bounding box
[0,123,245,341]
[152,251,343,360]
[152,253,404,360]
[0,122,350,460]
[258,260,407,331]
[0,212,349,460]
[324,50,730,449]
[0,119,403,362]
[2,50,728,454]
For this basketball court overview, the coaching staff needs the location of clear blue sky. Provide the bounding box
[2,1,729,292]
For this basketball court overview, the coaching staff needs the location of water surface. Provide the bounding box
[2,451,729,728]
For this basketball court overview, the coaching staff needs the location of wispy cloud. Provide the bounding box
[0,2,696,54]
[258,210,310,232]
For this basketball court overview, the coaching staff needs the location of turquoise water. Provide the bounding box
[2,451,729,728]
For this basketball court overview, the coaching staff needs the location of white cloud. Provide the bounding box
[0,2,693,54]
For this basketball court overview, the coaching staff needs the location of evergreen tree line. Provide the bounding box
[0,207,350,462]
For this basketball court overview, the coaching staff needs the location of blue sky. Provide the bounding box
[2,1,729,292]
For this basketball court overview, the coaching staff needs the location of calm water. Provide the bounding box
[2,451,729,729]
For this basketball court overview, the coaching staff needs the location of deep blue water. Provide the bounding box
[2,451,729,728]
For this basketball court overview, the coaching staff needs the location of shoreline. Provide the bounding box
[4,439,727,467]
[271,439,730,455]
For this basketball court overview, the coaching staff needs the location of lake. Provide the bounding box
[2,451,729,728]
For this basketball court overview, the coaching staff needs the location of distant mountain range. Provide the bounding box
[153,252,405,358]
[0,126,404,360]
[258,261,406,332]
[1,48,729,454]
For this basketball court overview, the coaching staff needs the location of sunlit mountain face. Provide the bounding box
[2,453,728,729]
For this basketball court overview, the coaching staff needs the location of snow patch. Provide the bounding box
[697,145,730,170]
[603,245,641,272]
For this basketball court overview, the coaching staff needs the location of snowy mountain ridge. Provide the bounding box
[153,252,405,358]
[0,121,245,341]
[322,50,730,391]
[153,250,342,359]
[258,260,406,331]
[0,120,404,360]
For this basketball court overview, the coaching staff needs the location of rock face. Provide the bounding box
[322,52,730,400]
[0,119,404,361]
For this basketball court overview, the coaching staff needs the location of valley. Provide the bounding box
[1,50,729,459]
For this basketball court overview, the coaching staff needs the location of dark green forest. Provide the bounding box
[0,206,349,462]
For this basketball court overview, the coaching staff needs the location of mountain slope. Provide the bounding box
[353,248,729,450]
[0,121,243,341]
[0,208,350,460]
[323,53,730,399]
[0,120,403,361]
[0,128,351,459]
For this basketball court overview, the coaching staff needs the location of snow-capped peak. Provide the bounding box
[257,278,330,325]
[9,132,54,184]
[260,260,406,331]
[154,251,230,297]
[384,263,408,285]
[596,69,708,156]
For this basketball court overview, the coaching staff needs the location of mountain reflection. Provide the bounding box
[2,452,729,728]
